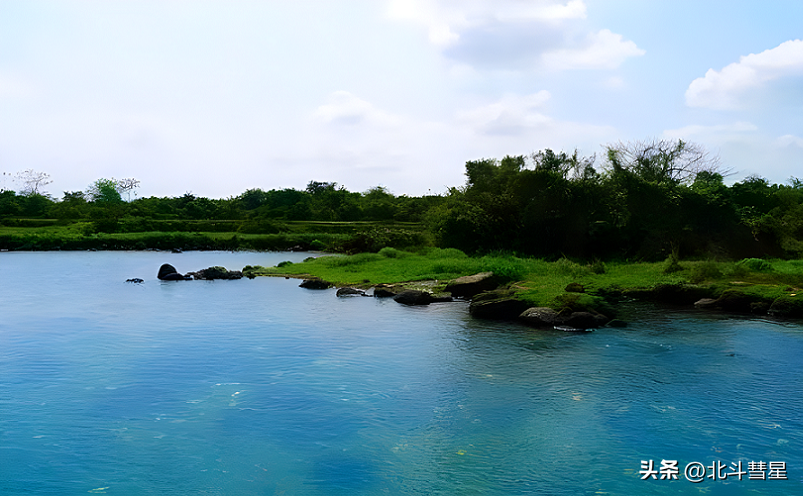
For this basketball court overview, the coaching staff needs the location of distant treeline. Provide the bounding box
[2,139,803,260]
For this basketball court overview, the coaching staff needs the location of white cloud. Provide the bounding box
[314,91,401,128]
[457,91,552,135]
[387,0,641,71]
[686,39,803,109]
[775,134,803,149]
[663,121,758,140]
[387,0,587,47]
[542,29,645,71]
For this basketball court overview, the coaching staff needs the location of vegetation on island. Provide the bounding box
[3,138,803,319]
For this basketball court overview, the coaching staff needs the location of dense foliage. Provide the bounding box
[2,139,803,259]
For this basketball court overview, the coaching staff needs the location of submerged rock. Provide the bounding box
[157,263,191,281]
[126,278,144,283]
[469,290,529,320]
[393,290,434,306]
[336,287,366,297]
[518,307,563,327]
[445,272,499,298]
[518,307,610,329]
[188,266,243,280]
[373,284,403,298]
[299,278,332,289]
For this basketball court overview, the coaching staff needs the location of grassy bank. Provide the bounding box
[246,248,803,317]
[0,220,427,252]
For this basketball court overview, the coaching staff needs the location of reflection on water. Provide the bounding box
[1,251,802,495]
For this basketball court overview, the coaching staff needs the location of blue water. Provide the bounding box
[1,251,802,495]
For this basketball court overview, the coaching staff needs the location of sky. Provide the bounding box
[1,0,802,199]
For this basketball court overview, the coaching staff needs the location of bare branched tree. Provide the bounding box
[116,177,141,201]
[14,169,53,196]
[605,139,725,185]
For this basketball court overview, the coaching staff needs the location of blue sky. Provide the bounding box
[1,0,801,198]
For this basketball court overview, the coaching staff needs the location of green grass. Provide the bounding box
[250,251,803,313]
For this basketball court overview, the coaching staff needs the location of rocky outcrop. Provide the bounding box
[157,263,191,281]
[692,290,765,314]
[336,287,366,297]
[299,278,332,289]
[373,284,403,298]
[518,307,610,329]
[445,272,499,298]
[563,311,609,329]
[393,290,434,305]
[768,295,803,318]
[469,290,529,320]
[187,266,243,280]
[518,307,563,327]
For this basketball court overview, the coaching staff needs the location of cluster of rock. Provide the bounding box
[156,263,242,281]
[299,272,615,331]
[186,266,243,280]
[694,290,803,318]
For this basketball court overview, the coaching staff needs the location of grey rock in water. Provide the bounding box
[518,307,563,327]
[393,290,434,306]
[157,263,191,281]
[126,278,144,283]
[469,290,529,320]
[188,266,243,280]
[373,284,402,298]
[336,287,366,297]
[445,272,499,298]
[299,278,332,289]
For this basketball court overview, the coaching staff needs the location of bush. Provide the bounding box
[736,258,773,272]
[310,239,326,251]
[426,247,468,259]
[379,247,410,258]
[589,259,606,274]
[550,258,589,278]
[688,261,723,283]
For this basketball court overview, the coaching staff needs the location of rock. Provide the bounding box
[713,290,758,313]
[126,278,144,283]
[430,293,454,303]
[188,266,243,280]
[606,319,628,328]
[694,298,719,309]
[563,311,609,329]
[373,284,402,298]
[393,290,434,306]
[565,282,585,293]
[158,263,179,279]
[519,307,563,327]
[469,290,529,320]
[299,278,332,289]
[768,295,803,318]
[336,287,365,297]
[157,263,191,281]
[444,272,499,298]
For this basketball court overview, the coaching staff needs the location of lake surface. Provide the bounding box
[1,251,802,495]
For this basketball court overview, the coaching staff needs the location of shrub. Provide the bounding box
[550,258,589,278]
[276,260,293,268]
[663,256,684,274]
[379,247,410,258]
[736,258,773,272]
[309,239,326,251]
[688,261,723,283]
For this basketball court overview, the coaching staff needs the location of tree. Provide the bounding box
[86,178,123,204]
[116,178,140,201]
[14,169,53,196]
[605,139,722,185]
